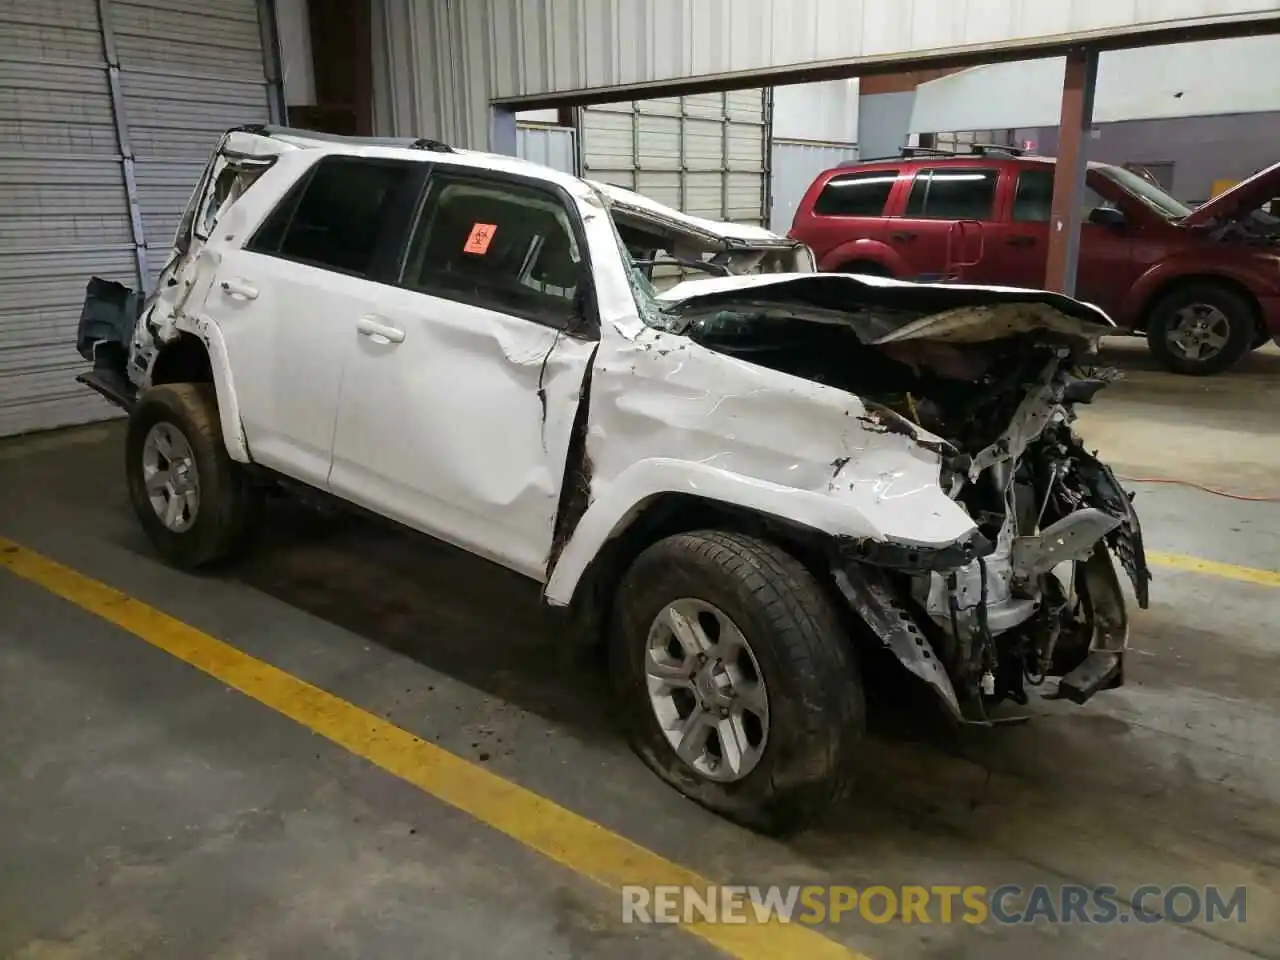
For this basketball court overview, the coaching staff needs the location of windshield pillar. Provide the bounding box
[1045,46,1100,298]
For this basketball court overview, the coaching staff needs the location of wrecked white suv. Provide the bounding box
[77,126,1150,834]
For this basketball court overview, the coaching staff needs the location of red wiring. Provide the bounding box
[1116,476,1280,503]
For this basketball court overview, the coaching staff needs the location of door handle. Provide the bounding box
[890,231,917,243]
[1006,235,1037,248]
[356,315,405,344]
[219,278,259,300]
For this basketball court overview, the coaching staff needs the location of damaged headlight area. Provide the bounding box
[662,278,1152,723]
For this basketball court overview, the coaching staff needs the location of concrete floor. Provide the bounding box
[0,339,1277,960]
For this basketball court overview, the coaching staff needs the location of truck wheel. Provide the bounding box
[125,383,259,568]
[609,530,864,835]
[1145,284,1257,376]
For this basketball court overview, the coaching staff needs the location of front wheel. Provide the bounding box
[125,383,259,568]
[1145,283,1257,376]
[609,530,864,835]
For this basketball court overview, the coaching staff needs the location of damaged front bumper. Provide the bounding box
[831,481,1147,724]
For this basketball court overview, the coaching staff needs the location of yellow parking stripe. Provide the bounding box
[0,536,864,960]
[1147,551,1280,588]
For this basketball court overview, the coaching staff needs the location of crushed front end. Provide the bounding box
[833,320,1151,721]
[659,277,1152,723]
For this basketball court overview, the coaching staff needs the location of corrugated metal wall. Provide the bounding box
[768,80,859,232]
[516,123,577,174]
[769,140,860,232]
[370,0,1280,148]
[580,91,771,225]
[0,0,275,436]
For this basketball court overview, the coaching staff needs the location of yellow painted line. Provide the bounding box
[1147,550,1280,588]
[0,536,864,960]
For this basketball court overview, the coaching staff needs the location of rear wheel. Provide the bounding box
[125,383,259,568]
[609,530,864,835]
[1145,283,1257,375]
[837,260,892,278]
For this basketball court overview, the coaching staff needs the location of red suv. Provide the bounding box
[789,149,1280,375]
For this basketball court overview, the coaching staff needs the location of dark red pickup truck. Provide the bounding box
[789,151,1280,375]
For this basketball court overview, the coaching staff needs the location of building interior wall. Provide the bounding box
[1016,112,1280,206]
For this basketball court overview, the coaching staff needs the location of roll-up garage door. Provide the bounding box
[581,90,770,226]
[0,0,277,437]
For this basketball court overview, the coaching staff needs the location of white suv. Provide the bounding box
[77,126,1150,834]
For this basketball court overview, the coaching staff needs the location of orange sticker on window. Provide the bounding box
[463,222,497,254]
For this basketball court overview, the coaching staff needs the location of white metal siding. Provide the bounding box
[581,90,769,225]
[0,0,273,436]
[516,124,578,175]
[772,80,859,143]
[372,0,1280,149]
[769,140,859,233]
[0,0,130,436]
[108,0,273,288]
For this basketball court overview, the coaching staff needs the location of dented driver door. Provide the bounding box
[327,169,597,581]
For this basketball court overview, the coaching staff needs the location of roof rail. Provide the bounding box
[968,142,1025,157]
[410,138,455,153]
[899,146,958,159]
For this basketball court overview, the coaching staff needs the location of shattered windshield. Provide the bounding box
[602,202,683,330]
[1098,165,1192,220]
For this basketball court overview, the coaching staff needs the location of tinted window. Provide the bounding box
[904,167,998,220]
[1013,169,1054,222]
[400,175,584,330]
[813,170,898,217]
[249,157,413,276]
[1014,168,1115,222]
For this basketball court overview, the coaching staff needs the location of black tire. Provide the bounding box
[1251,326,1272,350]
[609,530,864,835]
[838,260,892,278]
[1145,283,1258,376]
[125,383,259,568]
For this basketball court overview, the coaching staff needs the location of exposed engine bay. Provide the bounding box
[659,276,1153,722]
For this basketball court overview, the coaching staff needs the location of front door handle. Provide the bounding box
[219,278,259,300]
[356,315,405,344]
[1006,235,1037,248]
[890,231,918,243]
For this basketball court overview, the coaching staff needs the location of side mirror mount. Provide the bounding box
[1088,206,1126,229]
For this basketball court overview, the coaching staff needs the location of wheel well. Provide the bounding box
[565,493,834,644]
[1139,274,1261,334]
[836,259,892,277]
[150,333,214,385]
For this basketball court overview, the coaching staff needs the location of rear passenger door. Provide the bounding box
[327,168,598,581]
[889,167,1000,282]
[208,155,423,486]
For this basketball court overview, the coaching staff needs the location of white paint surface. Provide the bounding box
[129,128,1112,609]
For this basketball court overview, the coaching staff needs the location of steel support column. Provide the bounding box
[1045,47,1099,296]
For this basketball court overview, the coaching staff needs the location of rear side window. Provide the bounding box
[400,173,584,330]
[904,167,998,220]
[249,157,414,277]
[812,170,899,217]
